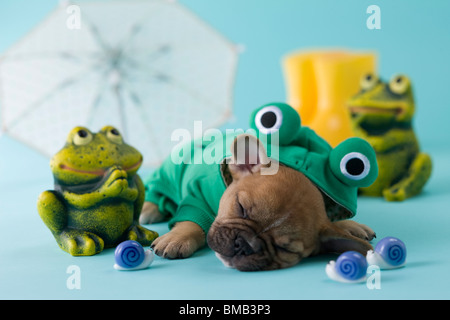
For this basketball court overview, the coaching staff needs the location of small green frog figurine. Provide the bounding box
[38,126,158,256]
[347,74,432,201]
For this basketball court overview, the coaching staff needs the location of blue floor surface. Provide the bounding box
[1,135,449,300]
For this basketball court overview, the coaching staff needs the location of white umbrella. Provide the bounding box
[0,0,238,167]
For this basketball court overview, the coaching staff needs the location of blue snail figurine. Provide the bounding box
[326,237,407,283]
[114,240,155,271]
[366,237,407,269]
[326,251,368,283]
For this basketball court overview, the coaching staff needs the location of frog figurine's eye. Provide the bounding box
[389,74,410,95]
[250,102,300,146]
[73,128,93,146]
[360,73,379,91]
[329,137,378,187]
[105,126,123,144]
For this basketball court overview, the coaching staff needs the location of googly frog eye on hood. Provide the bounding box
[329,137,378,187]
[253,105,283,134]
[244,102,380,219]
[249,102,301,146]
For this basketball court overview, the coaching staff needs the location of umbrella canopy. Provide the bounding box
[0,0,238,167]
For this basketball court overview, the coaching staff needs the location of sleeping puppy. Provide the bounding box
[208,160,375,271]
[140,133,375,271]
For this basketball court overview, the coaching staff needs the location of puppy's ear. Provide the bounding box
[228,134,271,181]
[318,223,373,256]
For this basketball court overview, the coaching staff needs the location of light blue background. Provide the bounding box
[1,0,450,300]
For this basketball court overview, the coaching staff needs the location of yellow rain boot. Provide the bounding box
[282,50,377,146]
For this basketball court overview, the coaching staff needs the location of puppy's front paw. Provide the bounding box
[139,201,165,224]
[151,234,196,259]
[334,220,376,241]
[151,221,205,259]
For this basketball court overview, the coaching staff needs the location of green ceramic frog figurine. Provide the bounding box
[38,126,158,256]
[347,73,432,201]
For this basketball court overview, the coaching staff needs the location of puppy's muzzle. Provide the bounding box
[234,235,258,256]
[207,223,271,271]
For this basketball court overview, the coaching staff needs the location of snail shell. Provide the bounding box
[366,237,406,269]
[326,251,368,283]
[114,240,154,271]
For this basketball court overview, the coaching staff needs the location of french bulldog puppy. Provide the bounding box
[140,134,375,271]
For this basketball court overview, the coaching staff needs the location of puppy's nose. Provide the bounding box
[234,236,255,256]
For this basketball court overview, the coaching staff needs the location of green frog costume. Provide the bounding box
[144,103,378,235]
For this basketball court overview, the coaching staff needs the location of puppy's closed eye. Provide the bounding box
[273,243,294,254]
[273,237,304,255]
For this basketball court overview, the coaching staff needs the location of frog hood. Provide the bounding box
[223,102,378,221]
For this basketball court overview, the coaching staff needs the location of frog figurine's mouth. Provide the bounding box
[55,159,142,194]
[349,106,403,116]
[58,164,105,176]
[59,158,143,176]
[348,105,412,136]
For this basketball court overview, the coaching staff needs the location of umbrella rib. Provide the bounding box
[145,45,171,63]
[114,83,128,140]
[77,9,111,52]
[114,1,164,54]
[5,67,96,131]
[84,70,111,129]
[120,79,166,160]
[1,51,100,65]
[123,56,224,112]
